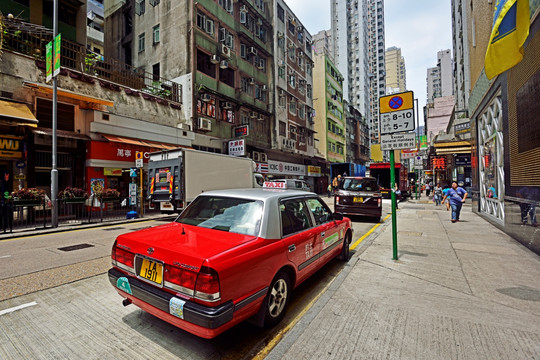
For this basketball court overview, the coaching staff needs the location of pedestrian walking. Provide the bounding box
[441,181,468,223]
[442,186,451,210]
[327,184,332,198]
[332,176,339,195]
[517,187,538,226]
[433,183,443,206]
[425,183,431,197]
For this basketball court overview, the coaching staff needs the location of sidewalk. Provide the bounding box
[266,200,540,359]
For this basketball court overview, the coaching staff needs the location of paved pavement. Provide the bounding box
[265,199,540,359]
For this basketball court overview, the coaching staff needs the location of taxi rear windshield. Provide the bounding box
[340,178,378,192]
[176,196,263,236]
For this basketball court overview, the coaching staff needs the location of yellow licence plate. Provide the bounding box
[139,258,163,285]
[353,197,363,203]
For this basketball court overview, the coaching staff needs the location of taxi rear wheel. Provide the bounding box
[264,271,290,327]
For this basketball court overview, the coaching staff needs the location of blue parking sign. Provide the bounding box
[130,168,137,177]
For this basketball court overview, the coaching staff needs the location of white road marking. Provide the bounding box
[0,255,12,259]
[0,302,38,316]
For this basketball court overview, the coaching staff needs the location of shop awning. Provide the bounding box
[434,141,471,155]
[102,134,185,150]
[23,81,114,107]
[0,100,39,127]
[33,127,91,140]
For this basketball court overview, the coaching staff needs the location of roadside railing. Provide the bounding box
[0,198,161,234]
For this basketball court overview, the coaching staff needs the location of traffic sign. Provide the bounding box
[379,91,414,113]
[379,91,415,135]
[130,168,137,177]
[135,151,143,160]
[135,159,143,168]
[380,133,416,150]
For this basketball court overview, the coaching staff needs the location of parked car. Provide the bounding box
[108,187,352,339]
[334,176,382,221]
[264,179,311,191]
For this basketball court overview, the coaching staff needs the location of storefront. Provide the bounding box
[86,136,183,201]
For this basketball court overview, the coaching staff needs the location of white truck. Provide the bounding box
[148,148,263,213]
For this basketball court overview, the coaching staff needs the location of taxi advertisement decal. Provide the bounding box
[170,297,186,319]
[323,233,340,249]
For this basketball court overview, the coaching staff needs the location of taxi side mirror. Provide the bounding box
[333,212,344,221]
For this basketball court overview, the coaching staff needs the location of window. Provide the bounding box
[219,27,234,49]
[278,94,286,107]
[289,98,297,115]
[135,0,145,15]
[280,199,311,236]
[218,0,233,14]
[138,33,145,52]
[278,66,285,79]
[196,49,216,78]
[277,5,284,22]
[152,63,160,81]
[219,67,235,88]
[288,45,296,61]
[288,74,296,88]
[307,84,312,99]
[305,198,332,225]
[298,104,305,119]
[279,121,286,136]
[153,24,160,44]
[197,11,214,36]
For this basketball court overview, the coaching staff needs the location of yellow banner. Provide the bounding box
[379,91,414,114]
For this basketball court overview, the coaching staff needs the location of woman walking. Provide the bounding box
[441,181,468,222]
[433,183,443,206]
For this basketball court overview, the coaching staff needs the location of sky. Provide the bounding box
[286,0,453,126]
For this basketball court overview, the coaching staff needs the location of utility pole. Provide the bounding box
[51,0,58,227]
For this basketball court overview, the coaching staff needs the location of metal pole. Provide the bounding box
[139,169,143,218]
[390,150,398,260]
[415,98,420,200]
[51,0,58,227]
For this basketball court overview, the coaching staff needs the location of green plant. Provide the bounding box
[58,187,89,199]
[84,52,98,73]
[11,188,46,201]
[94,188,120,199]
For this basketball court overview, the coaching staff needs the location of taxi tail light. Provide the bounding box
[378,198,382,207]
[112,244,134,268]
[335,196,340,204]
[194,266,221,302]
[164,265,197,290]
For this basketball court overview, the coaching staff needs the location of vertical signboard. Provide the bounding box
[54,34,61,77]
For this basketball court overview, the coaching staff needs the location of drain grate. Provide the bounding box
[58,243,95,252]
[102,227,125,231]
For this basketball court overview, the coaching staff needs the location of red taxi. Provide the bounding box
[108,187,352,339]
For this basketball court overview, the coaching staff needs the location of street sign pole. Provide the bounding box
[415,99,420,200]
[390,150,398,260]
[51,0,59,227]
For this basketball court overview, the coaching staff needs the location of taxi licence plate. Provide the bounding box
[139,258,163,285]
[353,197,363,203]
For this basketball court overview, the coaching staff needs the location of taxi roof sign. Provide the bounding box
[263,181,287,189]
[379,91,414,114]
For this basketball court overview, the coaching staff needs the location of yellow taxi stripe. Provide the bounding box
[350,213,391,250]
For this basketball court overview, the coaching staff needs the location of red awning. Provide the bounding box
[101,134,187,150]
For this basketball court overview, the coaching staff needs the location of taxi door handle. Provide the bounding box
[288,245,296,252]
[321,231,325,237]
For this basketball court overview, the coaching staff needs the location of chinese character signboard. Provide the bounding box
[228,139,245,156]
[268,160,306,176]
[234,125,249,137]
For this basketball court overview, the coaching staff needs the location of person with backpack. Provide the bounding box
[433,183,443,206]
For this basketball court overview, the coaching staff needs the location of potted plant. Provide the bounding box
[11,188,46,206]
[95,188,120,202]
[58,187,88,203]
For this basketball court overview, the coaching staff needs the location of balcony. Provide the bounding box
[2,18,181,104]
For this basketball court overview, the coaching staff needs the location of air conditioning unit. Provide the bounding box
[220,60,229,69]
[198,117,212,131]
[257,116,264,121]
[279,60,285,67]
[288,68,295,75]
[249,77,256,85]
[222,101,233,109]
[278,89,285,97]
[252,151,260,161]
[177,123,191,131]
[201,93,212,102]
[260,153,267,162]
[210,54,220,64]
[248,47,257,56]
[250,111,257,118]
[277,31,284,39]
[257,18,263,26]
[296,25,303,32]
[240,5,247,12]
[261,85,268,91]
[221,44,231,58]
[257,60,264,70]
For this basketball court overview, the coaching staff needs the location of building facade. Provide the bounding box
[427,49,453,104]
[385,46,406,94]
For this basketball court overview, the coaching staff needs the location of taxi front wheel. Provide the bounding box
[264,271,290,327]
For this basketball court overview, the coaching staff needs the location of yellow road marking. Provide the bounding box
[252,277,335,360]
[350,213,391,250]
[253,213,391,359]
